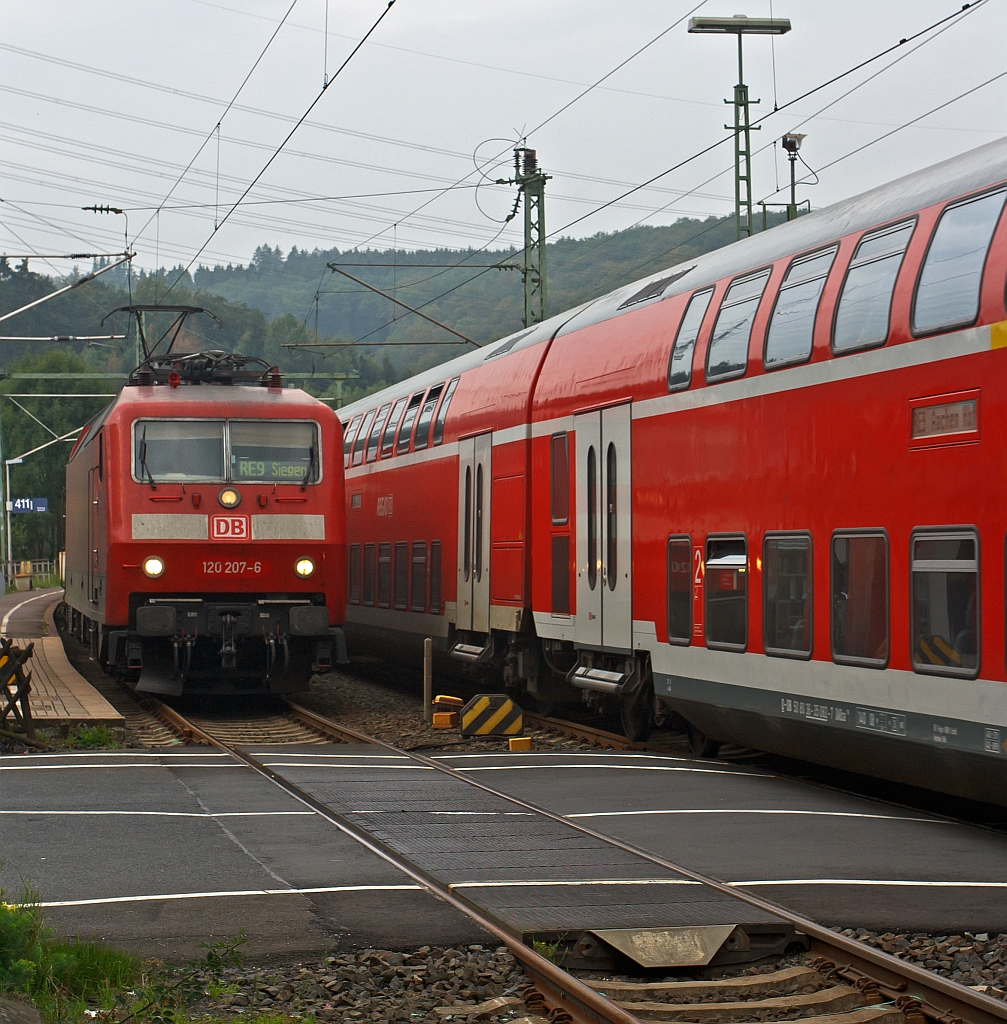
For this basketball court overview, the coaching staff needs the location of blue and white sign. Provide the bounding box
[9,498,48,514]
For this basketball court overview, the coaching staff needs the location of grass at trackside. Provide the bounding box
[1,882,248,1023]
[0,888,138,1021]
[58,725,121,750]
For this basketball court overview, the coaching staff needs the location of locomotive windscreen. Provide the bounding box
[231,421,318,482]
[135,421,225,482]
[133,419,318,484]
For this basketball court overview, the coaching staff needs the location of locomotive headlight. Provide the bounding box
[294,557,315,578]
[143,555,165,578]
[218,487,241,508]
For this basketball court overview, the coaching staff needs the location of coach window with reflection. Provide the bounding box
[831,532,888,666]
[763,535,812,656]
[913,189,1006,335]
[666,536,692,644]
[911,532,978,676]
[833,221,914,353]
[667,289,713,390]
[705,536,747,650]
[764,247,837,369]
[707,270,771,381]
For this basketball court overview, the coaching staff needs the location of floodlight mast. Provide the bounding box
[689,14,792,241]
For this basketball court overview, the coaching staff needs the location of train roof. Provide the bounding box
[338,134,1007,421]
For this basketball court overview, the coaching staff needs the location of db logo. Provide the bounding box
[211,514,249,539]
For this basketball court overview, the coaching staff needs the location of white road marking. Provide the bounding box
[256,761,758,777]
[35,884,423,908]
[567,809,946,824]
[1,590,60,635]
[0,810,314,817]
[30,878,1007,908]
[0,763,246,772]
[14,752,230,760]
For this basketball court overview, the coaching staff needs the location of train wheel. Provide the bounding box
[686,722,721,758]
[621,679,653,742]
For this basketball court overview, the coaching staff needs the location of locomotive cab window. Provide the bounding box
[705,536,747,650]
[668,288,713,391]
[831,532,889,666]
[833,220,914,353]
[763,534,812,657]
[911,531,978,677]
[765,247,837,369]
[913,189,1007,335]
[230,421,319,483]
[707,269,771,382]
[134,421,225,483]
[667,536,692,644]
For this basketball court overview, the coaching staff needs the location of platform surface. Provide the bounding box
[0,589,123,729]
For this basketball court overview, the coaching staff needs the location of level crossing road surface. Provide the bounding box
[3,743,1007,962]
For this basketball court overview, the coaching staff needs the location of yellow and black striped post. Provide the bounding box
[460,694,523,737]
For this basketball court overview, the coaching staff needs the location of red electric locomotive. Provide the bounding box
[64,308,346,696]
[338,136,1007,804]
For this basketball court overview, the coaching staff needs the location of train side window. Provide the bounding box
[366,404,391,463]
[381,397,407,458]
[348,545,361,605]
[764,534,812,658]
[765,247,838,369]
[463,467,472,582]
[586,446,598,591]
[833,220,914,353]
[352,410,375,467]
[475,463,484,582]
[705,536,747,650]
[363,543,375,606]
[98,432,104,482]
[377,542,391,608]
[666,536,692,644]
[396,392,425,454]
[552,535,570,614]
[433,377,459,446]
[414,383,444,452]
[411,541,428,612]
[914,189,1006,335]
[551,433,569,524]
[606,443,617,591]
[343,414,362,468]
[668,288,713,391]
[831,531,889,666]
[706,269,771,382]
[912,531,978,677]
[393,541,409,610]
[430,541,442,614]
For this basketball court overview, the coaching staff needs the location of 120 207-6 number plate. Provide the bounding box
[202,560,264,574]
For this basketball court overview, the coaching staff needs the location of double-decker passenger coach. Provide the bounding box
[339,137,1007,805]
[64,333,347,696]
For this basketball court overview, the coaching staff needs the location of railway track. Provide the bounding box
[145,697,1007,1024]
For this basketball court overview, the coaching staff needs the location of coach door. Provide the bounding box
[456,432,492,633]
[575,404,632,650]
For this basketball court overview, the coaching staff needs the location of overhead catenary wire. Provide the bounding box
[336,0,990,347]
[161,0,399,299]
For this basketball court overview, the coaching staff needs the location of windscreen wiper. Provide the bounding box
[139,427,157,490]
[301,445,317,491]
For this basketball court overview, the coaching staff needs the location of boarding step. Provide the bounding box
[449,638,493,665]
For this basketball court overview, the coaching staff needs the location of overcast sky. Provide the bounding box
[0,0,1004,277]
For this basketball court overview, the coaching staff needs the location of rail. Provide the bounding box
[148,698,1007,1024]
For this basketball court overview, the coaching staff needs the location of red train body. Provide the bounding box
[338,137,1007,804]
[64,371,346,696]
